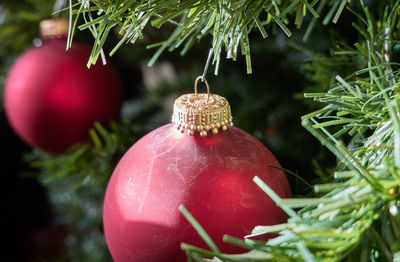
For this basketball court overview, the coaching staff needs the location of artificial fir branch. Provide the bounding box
[180,1,400,261]
[69,0,348,73]
[28,121,135,261]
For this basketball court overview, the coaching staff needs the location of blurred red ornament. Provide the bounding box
[3,19,123,153]
[103,88,291,262]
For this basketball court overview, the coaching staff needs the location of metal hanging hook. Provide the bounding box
[194,76,211,102]
[200,0,223,82]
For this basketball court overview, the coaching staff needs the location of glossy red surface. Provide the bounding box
[104,124,291,262]
[4,38,122,153]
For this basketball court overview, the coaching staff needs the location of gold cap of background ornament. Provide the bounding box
[172,77,233,136]
[40,18,69,39]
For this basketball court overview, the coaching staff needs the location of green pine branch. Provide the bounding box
[180,1,400,261]
[69,0,349,74]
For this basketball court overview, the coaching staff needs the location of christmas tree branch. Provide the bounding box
[180,1,400,261]
[68,0,348,73]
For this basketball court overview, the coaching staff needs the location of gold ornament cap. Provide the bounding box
[40,18,69,39]
[172,77,233,137]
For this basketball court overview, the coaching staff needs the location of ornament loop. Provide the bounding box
[194,76,210,102]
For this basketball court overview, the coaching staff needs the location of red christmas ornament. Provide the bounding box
[3,19,123,153]
[103,79,291,262]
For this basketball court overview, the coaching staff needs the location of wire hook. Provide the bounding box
[201,0,223,82]
[194,76,210,102]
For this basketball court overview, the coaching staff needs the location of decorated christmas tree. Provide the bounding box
[3,0,399,261]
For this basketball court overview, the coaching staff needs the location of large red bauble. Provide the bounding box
[103,124,291,262]
[3,38,123,153]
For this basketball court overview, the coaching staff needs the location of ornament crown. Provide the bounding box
[40,18,69,39]
[172,77,233,136]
